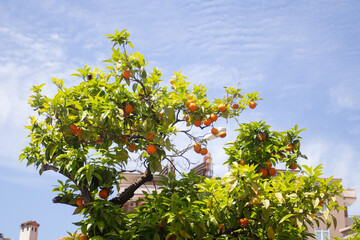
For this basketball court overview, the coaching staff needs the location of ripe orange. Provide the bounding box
[218,104,226,112]
[290,162,297,170]
[256,132,266,142]
[286,144,293,151]
[203,118,212,126]
[210,113,218,122]
[194,119,202,127]
[185,115,190,122]
[194,144,201,153]
[128,143,136,152]
[240,160,245,166]
[125,104,134,114]
[146,144,157,154]
[200,148,208,155]
[219,131,226,138]
[249,101,257,109]
[269,168,277,176]
[186,99,194,107]
[70,124,82,136]
[232,103,239,109]
[319,200,325,207]
[188,103,197,112]
[79,235,88,240]
[239,218,249,227]
[76,198,82,206]
[252,194,260,204]
[219,223,225,230]
[170,78,175,84]
[211,128,219,135]
[121,137,127,144]
[147,132,155,141]
[123,70,130,79]
[264,160,272,169]
[99,189,109,199]
[258,168,268,178]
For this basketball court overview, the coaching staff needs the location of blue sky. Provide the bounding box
[1,0,360,239]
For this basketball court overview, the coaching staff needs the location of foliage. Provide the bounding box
[20,29,344,240]
[335,216,360,240]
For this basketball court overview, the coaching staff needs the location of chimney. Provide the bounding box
[19,221,39,240]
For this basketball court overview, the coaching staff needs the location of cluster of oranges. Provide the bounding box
[193,142,208,155]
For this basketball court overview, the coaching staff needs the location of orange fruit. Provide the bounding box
[194,119,202,127]
[186,99,194,107]
[121,137,127,144]
[219,223,225,230]
[203,118,212,126]
[232,103,239,109]
[194,144,201,153]
[170,78,175,84]
[99,189,109,199]
[256,132,266,142]
[268,168,277,176]
[185,115,190,122]
[258,168,268,177]
[319,200,325,207]
[264,160,272,169]
[128,143,136,152]
[125,104,134,114]
[249,101,257,109]
[218,104,226,112]
[252,194,260,204]
[240,160,245,166]
[290,162,297,170]
[211,128,219,135]
[286,144,293,151]
[200,148,208,155]
[188,103,197,112]
[239,218,249,227]
[79,235,88,240]
[76,198,82,206]
[219,131,226,138]
[70,124,82,136]
[147,132,155,141]
[123,70,130,79]
[210,113,218,122]
[146,144,157,154]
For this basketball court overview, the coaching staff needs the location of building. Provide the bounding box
[277,170,357,240]
[19,221,39,240]
[307,186,356,240]
[120,154,212,211]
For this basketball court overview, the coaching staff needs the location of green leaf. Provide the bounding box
[279,214,294,223]
[150,159,162,173]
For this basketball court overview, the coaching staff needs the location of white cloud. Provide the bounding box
[301,137,360,215]
[328,83,360,113]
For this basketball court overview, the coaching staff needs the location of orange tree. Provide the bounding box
[20,30,343,240]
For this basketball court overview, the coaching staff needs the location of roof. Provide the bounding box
[20,221,40,228]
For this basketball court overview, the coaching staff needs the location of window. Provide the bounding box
[315,228,329,240]
[32,227,34,231]
[35,228,37,232]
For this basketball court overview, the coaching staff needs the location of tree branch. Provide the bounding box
[41,164,92,205]
[110,165,153,206]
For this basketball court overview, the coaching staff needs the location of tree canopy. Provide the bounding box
[20,29,344,240]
